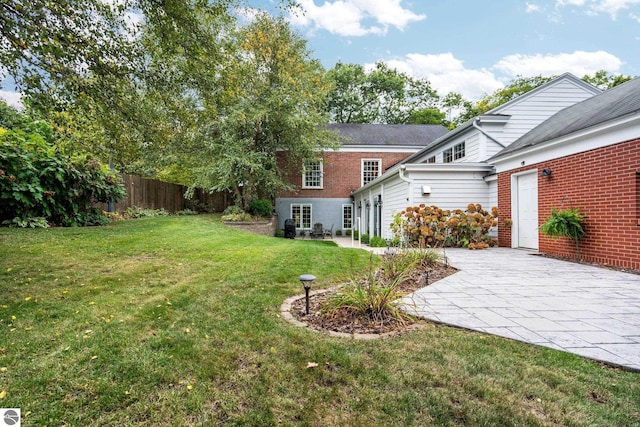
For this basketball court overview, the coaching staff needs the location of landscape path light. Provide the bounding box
[298,274,316,315]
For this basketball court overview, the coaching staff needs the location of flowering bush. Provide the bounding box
[391,203,498,249]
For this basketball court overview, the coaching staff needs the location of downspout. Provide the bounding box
[399,165,413,206]
[473,118,507,148]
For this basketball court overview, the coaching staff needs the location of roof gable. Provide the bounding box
[491,76,640,160]
[488,73,601,115]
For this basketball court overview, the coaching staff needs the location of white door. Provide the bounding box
[516,173,538,249]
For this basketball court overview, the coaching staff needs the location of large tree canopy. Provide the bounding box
[325,62,440,125]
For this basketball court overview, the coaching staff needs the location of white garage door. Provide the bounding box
[516,172,539,249]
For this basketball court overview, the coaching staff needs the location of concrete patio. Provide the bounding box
[331,238,640,371]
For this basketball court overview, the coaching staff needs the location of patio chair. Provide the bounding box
[311,222,324,239]
[323,224,334,238]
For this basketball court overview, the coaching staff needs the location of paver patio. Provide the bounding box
[334,239,640,371]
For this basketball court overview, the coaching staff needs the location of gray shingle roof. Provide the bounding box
[327,123,448,147]
[492,77,640,159]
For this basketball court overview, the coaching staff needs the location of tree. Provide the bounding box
[0,0,139,105]
[325,62,441,124]
[582,70,632,90]
[157,14,336,209]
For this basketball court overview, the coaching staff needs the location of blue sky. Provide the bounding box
[2,0,638,106]
[254,0,640,100]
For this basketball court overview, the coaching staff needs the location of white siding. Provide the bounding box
[491,79,599,146]
[377,168,493,238]
[382,178,411,239]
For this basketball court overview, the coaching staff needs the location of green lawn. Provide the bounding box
[0,215,638,426]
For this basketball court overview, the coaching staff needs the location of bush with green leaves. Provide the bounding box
[0,126,124,227]
[248,199,273,217]
[369,236,386,247]
[360,233,370,244]
[124,206,170,219]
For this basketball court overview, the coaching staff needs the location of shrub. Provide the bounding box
[249,199,272,217]
[369,236,386,247]
[275,229,285,238]
[352,230,358,239]
[0,127,125,227]
[392,204,498,249]
[223,205,244,216]
[335,229,342,236]
[125,207,169,219]
[360,233,370,244]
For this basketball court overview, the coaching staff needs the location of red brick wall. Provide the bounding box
[278,151,412,198]
[498,138,640,270]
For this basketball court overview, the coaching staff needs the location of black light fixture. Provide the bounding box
[541,168,553,177]
[298,274,316,315]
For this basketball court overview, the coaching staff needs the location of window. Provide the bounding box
[291,203,312,229]
[454,142,466,160]
[443,148,453,163]
[302,160,323,189]
[362,159,381,186]
[427,156,436,164]
[342,204,353,230]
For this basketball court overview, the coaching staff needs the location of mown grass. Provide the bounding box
[0,215,638,426]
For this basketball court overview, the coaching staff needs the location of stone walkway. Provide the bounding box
[331,239,640,371]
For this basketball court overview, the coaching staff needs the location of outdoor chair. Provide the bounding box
[311,223,324,239]
[323,224,334,238]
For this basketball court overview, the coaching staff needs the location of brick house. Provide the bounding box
[275,123,448,234]
[490,77,640,270]
[351,73,601,239]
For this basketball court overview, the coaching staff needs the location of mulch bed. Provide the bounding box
[290,260,458,335]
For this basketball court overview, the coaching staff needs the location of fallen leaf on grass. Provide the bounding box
[306,362,318,369]
[0,390,6,399]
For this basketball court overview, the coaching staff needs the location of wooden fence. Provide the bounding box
[97,173,230,213]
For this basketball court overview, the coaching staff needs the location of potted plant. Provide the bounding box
[540,207,585,261]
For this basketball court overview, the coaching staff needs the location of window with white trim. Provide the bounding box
[342,204,353,230]
[443,148,453,163]
[427,156,436,163]
[302,160,323,189]
[454,142,466,160]
[362,159,381,186]
[291,203,312,229]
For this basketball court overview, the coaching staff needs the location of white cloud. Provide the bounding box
[288,0,425,36]
[494,50,624,77]
[555,0,640,19]
[0,91,23,109]
[526,2,543,13]
[370,53,504,100]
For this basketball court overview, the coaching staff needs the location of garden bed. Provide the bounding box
[290,259,457,335]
